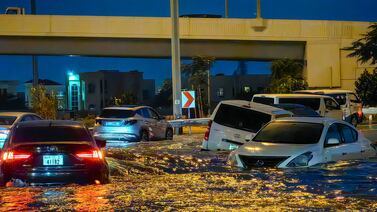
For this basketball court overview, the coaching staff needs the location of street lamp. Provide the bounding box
[170,0,182,120]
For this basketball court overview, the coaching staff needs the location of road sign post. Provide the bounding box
[182,91,196,135]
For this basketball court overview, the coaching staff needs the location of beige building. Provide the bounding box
[80,70,155,112]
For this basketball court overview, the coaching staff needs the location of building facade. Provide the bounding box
[79,70,155,112]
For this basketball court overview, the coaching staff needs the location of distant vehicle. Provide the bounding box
[0,112,42,148]
[294,89,363,126]
[252,94,343,121]
[273,104,320,117]
[0,120,109,185]
[201,100,293,151]
[93,106,173,143]
[180,14,222,18]
[228,117,376,169]
[5,7,25,15]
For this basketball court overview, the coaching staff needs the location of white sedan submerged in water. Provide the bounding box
[228,117,376,168]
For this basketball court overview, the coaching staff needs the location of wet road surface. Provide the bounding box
[0,134,377,211]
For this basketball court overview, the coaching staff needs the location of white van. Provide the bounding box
[201,100,293,151]
[294,89,363,125]
[252,94,343,121]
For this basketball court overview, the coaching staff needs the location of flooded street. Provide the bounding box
[1,134,377,211]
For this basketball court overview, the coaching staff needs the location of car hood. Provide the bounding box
[235,141,319,157]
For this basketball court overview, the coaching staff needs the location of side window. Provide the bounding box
[136,110,143,117]
[32,115,42,120]
[148,109,160,120]
[339,124,358,143]
[21,116,33,122]
[349,93,361,103]
[141,108,150,118]
[325,124,342,147]
[279,98,320,111]
[324,98,340,110]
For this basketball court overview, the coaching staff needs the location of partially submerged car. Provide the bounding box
[201,100,293,151]
[228,117,376,168]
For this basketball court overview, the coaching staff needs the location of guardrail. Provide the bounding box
[168,118,210,128]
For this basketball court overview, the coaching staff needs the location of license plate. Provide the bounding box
[43,155,64,166]
[104,121,122,127]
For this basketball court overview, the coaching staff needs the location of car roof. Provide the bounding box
[219,100,292,115]
[294,89,354,94]
[0,112,37,117]
[253,93,329,98]
[272,116,339,125]
[103,105,150,111]
[16,120,83,128]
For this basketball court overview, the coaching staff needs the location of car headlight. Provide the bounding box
[287,151,313,167]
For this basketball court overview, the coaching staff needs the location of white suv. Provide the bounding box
[201,100,292,151]
[294,90,363,126]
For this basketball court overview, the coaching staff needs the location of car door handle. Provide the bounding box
[342,152,347,155]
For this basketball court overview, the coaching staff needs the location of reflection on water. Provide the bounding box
[0,135,376,210]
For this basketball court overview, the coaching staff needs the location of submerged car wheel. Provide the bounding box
[166,128,173,140]
[140,130,149,142]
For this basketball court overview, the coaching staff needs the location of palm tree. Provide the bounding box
[182,56,215,117]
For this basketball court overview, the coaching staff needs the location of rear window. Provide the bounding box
[0,116,17,125]
[253,97,274,105]
[279,98,320,111]
[100,109,135,118]
[214,104,271,133]
[254,122,324,144]
[327,94,347,105]
[13,126,91,143]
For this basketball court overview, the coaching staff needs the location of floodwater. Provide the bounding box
[0,134,377,211]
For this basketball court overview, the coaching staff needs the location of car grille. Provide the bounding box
[239,155,289,168]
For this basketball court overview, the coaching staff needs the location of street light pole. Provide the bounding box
[31,0,38,87]
[225,0,229,18]
[256,0,261,19]
[170,0,182,120]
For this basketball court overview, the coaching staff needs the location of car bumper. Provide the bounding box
[94,132,140,142]
[3,164,109,185]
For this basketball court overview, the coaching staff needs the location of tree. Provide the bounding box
[154,79,172,107]
[182,56,215,117]
[30,85,58,119]
[270,58,307,93]
[344,24,377,66]
[110,92,138,106]
[355,69,377,106]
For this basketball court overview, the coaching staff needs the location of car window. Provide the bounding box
[0,116,17,125]
[148,109,160,120]
[324,98,340,110]
[252,97,274,105]
[100,109,135,118]
[141,108,150,118]
[339,124,358,143]
[349,93,361,104]
[32,115,42,120]
[325,124,342,147]
[279,98,320,111]
[214,103,271,133]
[136,109,143,117]
[13,126,91,142]
[253,122,324,144]
[327,94,347,105]
[21,115,34,122]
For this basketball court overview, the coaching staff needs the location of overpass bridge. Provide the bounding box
[0,15,373,90]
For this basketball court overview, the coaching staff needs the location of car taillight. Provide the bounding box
[357,110,363,118]
[204,120,212,141]
[2,151,31,161]
[76,150,103,160]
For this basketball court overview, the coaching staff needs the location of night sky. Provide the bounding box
[0,0,376,91]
